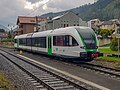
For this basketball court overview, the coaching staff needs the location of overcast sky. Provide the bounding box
[0,0,95,27]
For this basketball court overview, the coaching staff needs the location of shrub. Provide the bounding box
[110,37,120,51]
[99,29,111,37]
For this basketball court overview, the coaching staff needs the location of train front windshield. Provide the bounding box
[75,28,97,49]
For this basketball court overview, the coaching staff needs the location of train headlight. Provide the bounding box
[96,46,98,49]
[80,46,85,49]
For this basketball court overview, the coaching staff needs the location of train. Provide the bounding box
[14,26,101,62]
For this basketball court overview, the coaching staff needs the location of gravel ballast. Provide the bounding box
[0,54,36,90]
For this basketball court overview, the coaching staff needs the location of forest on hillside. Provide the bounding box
[40,0,120,21]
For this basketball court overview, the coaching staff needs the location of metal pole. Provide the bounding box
[11,27,12,44]
[118,38,119,58]
[53,20,54,30]
[36,16,38,32]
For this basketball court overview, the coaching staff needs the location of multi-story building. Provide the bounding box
[0,32,8,39]
[38,12,87,31]
[100,20,120,31]
[17,16,47,35]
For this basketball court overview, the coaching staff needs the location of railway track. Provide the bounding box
[0,49,95,90]
[78,62,120,79]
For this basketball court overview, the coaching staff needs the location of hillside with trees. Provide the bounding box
[0,28,5,32]
[0,25,9,31]
[40,0,120,21]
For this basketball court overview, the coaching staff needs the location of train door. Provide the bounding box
[17,39,19,48]
[48,36,52,55]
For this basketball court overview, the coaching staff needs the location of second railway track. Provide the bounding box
[77,62,120,79]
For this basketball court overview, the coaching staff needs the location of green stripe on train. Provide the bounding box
[48,36,52,55]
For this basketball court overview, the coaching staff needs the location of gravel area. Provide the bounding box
[90,59,120,70]
[0,54,36,90]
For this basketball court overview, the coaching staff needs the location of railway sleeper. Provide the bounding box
[49,83,69,87]
[36,75,53,78]
[46,81,64,84]
[53,85,74,90]
[40,77,57,80]
[43,79,61,82]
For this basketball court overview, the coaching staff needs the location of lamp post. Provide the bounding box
[11,27,13,43]
[116,28,120,58]
[8,25,14,44]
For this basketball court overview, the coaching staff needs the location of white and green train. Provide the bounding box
[14,26,101,62]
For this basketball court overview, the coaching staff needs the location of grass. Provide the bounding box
[0,44,14,48]
[96,56,120,62]
[95,56,120,69]
[0,71,15,90]
[97,47,120,64]
[98,48,120,54]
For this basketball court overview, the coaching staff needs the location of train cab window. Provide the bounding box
[72,37,79,46]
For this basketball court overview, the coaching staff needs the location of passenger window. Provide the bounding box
[53,35,78,46]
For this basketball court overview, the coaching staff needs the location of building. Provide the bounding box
[88,19,101,30]
[100,20,120,31]
[17,16,47,35]
[88,19,101,27]
[38,12,87,31]
[0,32,8,40]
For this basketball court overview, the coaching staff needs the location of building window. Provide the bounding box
[30,20,35,22]
[67,24,69,27]
[64,24,66,27]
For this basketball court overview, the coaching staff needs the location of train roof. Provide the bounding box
[14,26,92,39]
[32,30,52,37]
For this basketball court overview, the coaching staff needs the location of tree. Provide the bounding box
[99,29,111,37]
[0,28,5,32]
[8,31,11,38]
[110,37,118,51]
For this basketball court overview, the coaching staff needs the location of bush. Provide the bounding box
[99,29,111,37]
[0,38,14,42]
[110,37,120,51]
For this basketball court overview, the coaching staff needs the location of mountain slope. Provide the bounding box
[40,0,120,21]
[0,25,9,31]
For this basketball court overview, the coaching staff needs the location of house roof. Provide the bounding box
[101,21,113,25]
[47,11,82,23]
[17,16,47,25]
[52,14,64,20]
[101,20,120,26]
